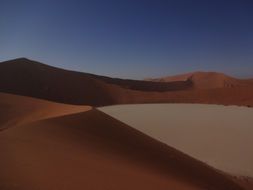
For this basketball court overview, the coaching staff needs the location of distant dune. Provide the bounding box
[1,58,253,107]
[147,71,253,89]
[0,93,247,190]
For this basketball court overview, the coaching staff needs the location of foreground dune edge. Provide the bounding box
[1,92,253,189]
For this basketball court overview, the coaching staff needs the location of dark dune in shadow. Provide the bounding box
[0,58,253,106]
[0,58,253,107]
[0,58,191,106]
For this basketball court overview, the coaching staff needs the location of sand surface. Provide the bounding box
[0,93,247,190]
[1,58,253,107]
[99,104,253,177]
[0,92,91,130]
[147,71,253,89]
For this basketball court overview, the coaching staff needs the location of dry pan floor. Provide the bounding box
[99,104,253,178]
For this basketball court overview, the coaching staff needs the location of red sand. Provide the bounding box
[0,92,91,131]
[1,58,253,189]
[1,58,253,107]
[147,71,253,89]
[0,93,248,190]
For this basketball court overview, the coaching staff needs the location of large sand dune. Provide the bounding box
[0,93,247,190]
[100,104,253,177]
[0,58,191,106]
[1,58,253,189]
[1,58,253,107]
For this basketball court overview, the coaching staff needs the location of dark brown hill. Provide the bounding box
[0,58,191,106]
[1,58,253,107]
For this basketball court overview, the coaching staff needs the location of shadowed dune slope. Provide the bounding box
[0,93,246,190]
[0,58,191,106]
[1,58,253,107]
[0,58,117,106]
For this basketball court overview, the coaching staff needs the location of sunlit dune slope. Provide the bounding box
[0,93,245,190]
[0,92,91,130]
[147,71,253,89]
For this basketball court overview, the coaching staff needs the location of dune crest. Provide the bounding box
[1,58,253,107]
[0,58,191,106]
[0,92,91,130]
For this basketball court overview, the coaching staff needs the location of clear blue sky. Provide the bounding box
[1,0,253,79]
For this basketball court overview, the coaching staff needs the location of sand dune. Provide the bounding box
[147,71,253,89]
[0,93,247,190]
[0,92,91,131]
[1,59,253,189]
[0,58,191,106]
[1,58,253,107]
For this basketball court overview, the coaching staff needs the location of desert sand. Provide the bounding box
[1,58,253,107]
[99,104,253,177]
[147,71,253,89]
[0,92,91,131]
[0,93,247,190]
[1,58,253,189]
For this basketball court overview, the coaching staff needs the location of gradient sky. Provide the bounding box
[1,0,253,79]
